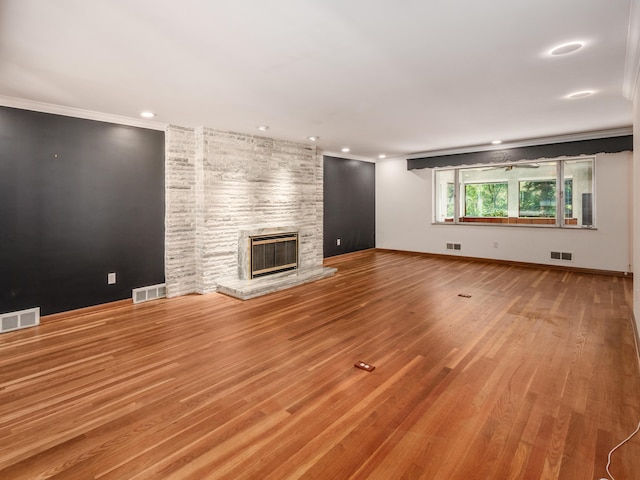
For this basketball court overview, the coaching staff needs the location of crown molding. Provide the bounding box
[624,0,640,100]
[406,127,633,159]
[322,150,376,163]
[0,95,167,131]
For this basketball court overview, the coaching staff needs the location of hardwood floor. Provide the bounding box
[1,249,639,479]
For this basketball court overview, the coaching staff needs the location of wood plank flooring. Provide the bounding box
[1,249,639,479]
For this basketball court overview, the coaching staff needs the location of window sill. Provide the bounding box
[433,219,596,229]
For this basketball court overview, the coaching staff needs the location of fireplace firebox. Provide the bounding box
[250,232,298,279]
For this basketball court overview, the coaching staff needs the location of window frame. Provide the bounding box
[432,156,596,228]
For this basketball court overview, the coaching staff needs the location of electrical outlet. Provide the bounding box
[107,272,116,284]
[337,238,341,246]
[493,241,499,248]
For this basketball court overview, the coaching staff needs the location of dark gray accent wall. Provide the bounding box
[323,156,375,257]
[0,106,165,315]
[407,135,633,169]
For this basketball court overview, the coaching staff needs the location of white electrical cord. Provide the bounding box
[601,420,640,480]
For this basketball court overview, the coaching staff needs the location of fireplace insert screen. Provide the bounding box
[250,232,298,279]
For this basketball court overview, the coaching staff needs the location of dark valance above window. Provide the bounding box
[407,135,633,170]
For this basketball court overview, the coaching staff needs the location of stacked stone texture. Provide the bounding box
[165,126,324,297]
[165,126,197,297]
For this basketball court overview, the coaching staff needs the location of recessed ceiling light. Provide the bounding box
[341,147,350,153]
[567,90,594,99]
[308,136,319,142]
[140,111,156,118]
[491,140,502,145]
[378,154,386,159]
[550,42,584,56]
[257,125,269,131]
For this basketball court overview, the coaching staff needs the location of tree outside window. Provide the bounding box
[518,179,573,217]
[465,182,508,217]
[519,180,556,217]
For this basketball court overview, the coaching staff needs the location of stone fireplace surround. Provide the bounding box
[238,226,298,280]
[215,226,335,300]
[165,126,335,300]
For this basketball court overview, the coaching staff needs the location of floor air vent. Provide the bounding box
[132,283,167,304]
[1,307,40,334]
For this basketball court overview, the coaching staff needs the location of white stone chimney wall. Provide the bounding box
[165,125,324,297]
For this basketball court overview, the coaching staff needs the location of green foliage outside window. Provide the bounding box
[519,180,573,217]
[519,180,555,217]
[464,182,508,217]
[564,179,573,218]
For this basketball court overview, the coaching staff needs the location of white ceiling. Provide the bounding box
[0,0,634,159]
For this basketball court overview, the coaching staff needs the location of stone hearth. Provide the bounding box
[216,264,336,300]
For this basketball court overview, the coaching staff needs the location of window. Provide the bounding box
[564,159,593,226]
[465,182,508,217]
[433,157,594,227]
[434,169,455,222]
[518,179,573,218]
[446,182,455,218]
[519,180,556,217]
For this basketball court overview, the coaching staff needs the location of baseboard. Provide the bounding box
[374,248,633,278]
[41,299,132,323]
[632,312,640,374]
[324,247,377,260]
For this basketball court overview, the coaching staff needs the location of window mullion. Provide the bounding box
[558,161,564,227]
[454,169,460,224]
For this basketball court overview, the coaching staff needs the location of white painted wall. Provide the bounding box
[626,0,640,349]
[376,151,632,273]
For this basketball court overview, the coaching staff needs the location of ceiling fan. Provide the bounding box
[482,163,540,171]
